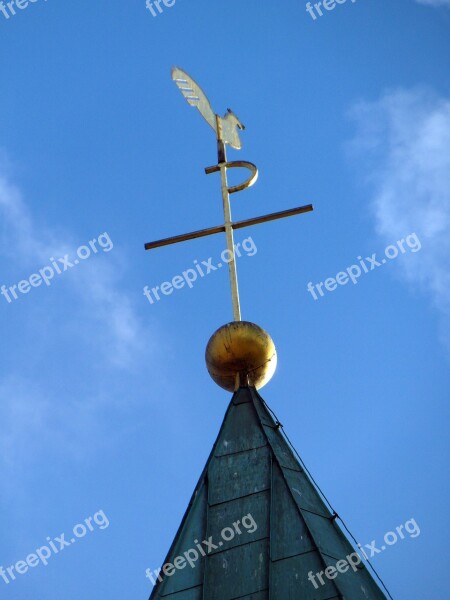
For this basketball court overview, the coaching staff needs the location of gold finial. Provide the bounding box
[205,321,277,392]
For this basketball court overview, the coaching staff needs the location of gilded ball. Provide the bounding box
[205,321,277,392]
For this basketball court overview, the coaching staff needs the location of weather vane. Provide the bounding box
[144,66,314,322]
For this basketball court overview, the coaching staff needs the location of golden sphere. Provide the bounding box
[205,321,277,392]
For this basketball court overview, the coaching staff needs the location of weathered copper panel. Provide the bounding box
[300,508,354,561]
[271,553,339,600]
[160,586,202,599]
[207,490,270,555]
[283,468,330,518]
[158,486,207,596]
[232,593,268,600]
[208,446,271,506]
[204,539,269,598]
[271,462,315,561]
[321,552,388,599]
[262,423,303,472]
[215,400,266,457]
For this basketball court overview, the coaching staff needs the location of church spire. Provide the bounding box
[148,387,388,599]
[144,67,390,599]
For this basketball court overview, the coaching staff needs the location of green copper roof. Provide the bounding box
[149,387,387,599]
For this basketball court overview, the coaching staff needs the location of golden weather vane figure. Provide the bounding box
[172,66,245,152]
[144,66,314,323]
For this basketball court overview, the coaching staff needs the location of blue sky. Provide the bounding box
[0,0,449,598]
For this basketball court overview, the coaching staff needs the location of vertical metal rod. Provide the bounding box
[218,139,241,321]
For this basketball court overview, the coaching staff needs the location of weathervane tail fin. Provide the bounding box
[171,67,217,135]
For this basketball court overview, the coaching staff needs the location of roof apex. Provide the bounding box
[149,387,387,599]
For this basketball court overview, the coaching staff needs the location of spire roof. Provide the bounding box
[149,387,387,599]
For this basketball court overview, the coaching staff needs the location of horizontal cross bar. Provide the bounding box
[144,204,313,251]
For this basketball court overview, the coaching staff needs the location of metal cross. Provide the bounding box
[144,67,313,322]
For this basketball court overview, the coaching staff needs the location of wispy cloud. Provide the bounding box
[0,165,145,369]
[348,87,450,350]
[0,154,156,483]
[415,0,450,7]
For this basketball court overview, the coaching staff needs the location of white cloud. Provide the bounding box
[0,166,146,369]
[0,156,156,481]
[415,0,450,7]
[0,377,50,469]
[348,87,450,349]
